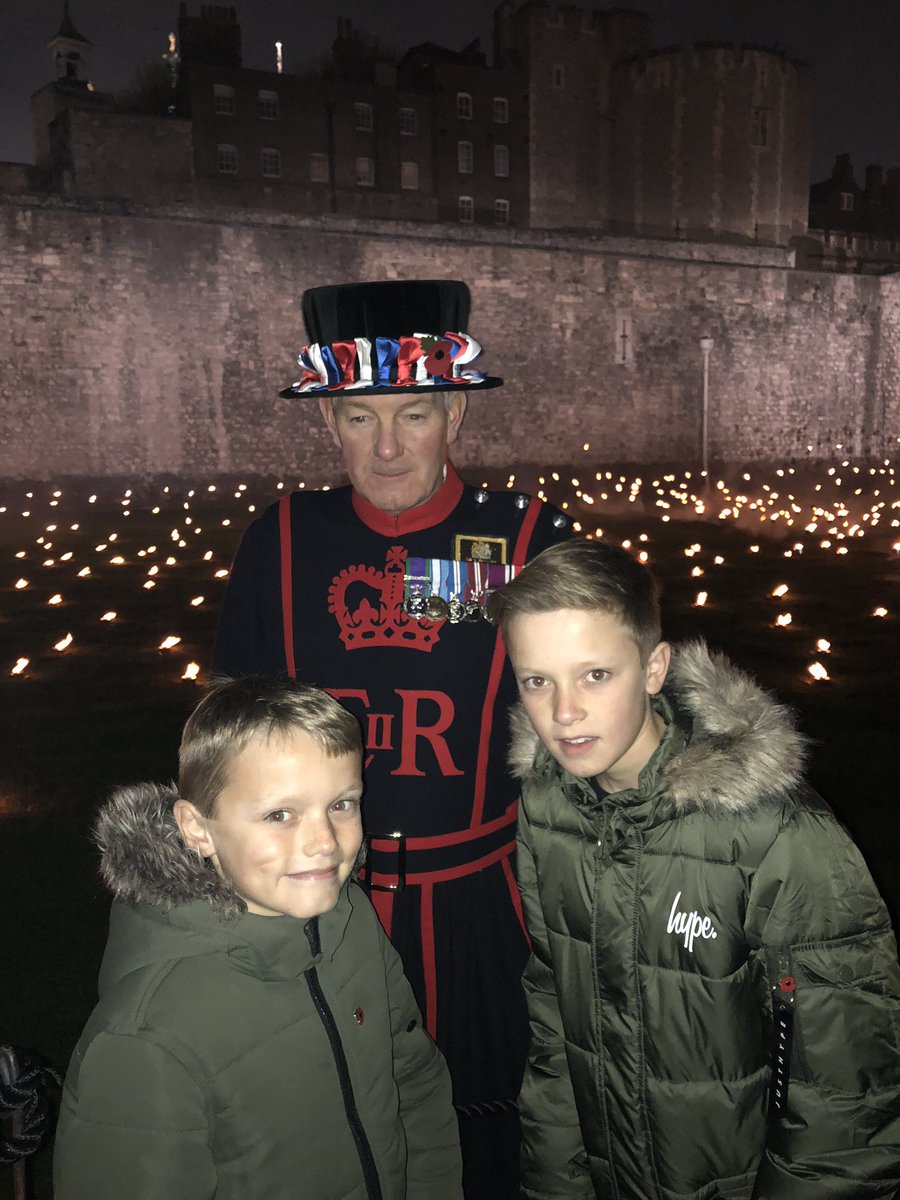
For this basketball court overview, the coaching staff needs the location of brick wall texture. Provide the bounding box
[1,195,897,480]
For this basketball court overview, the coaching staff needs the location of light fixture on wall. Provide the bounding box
[699,337,714,487]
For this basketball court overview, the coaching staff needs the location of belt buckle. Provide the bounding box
[366,831,406,892]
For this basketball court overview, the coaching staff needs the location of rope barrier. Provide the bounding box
[0,1046,61,1166]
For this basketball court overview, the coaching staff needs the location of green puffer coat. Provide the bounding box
[511,642,900,1200]
[53,782,462,1200]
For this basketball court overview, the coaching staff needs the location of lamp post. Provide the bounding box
[699,336,714,487]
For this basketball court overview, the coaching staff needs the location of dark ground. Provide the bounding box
[1,464,897,1198]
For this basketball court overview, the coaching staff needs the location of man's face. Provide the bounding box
[505,607,670,793]
[177,731,363,920]
[319,392,466,515]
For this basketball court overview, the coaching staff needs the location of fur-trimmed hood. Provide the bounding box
[93,782,359,992]
[95,780,246,919]
[508,640,807,813]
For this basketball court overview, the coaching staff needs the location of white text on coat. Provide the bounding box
[666,891,718,953]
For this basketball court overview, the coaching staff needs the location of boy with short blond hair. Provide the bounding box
[54,676,462,1200]
[489,538,900,1200]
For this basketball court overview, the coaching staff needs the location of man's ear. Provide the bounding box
[318,397,342,450]
[173,798,217,860]
[644,641,671,696]
[445,394,467,446]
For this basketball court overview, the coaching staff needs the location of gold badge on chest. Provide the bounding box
[453,534,508,565]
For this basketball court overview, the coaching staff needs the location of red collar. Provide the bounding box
[351,463,464,536]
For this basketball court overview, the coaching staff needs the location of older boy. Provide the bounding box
[54,677,462,1200]
[489,538,900,1200]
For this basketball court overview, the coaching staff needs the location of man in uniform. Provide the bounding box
[213,280,569,1198]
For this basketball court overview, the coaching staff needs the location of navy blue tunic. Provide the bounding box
[213,465,568,1115]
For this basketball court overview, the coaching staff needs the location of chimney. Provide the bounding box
[864,163,883,208]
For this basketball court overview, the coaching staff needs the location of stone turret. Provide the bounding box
[48,0,92,83]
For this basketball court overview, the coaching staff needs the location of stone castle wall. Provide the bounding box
[1,193,897,480]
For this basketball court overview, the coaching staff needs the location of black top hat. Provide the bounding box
[279,279,503,398]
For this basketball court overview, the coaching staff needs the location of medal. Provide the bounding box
[425,596,450,621]
[405,589,428,617]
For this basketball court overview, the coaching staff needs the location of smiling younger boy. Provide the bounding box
[54,676,462,1200]
[490,538,900,1200]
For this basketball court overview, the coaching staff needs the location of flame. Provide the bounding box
[100,611,117,621]
[54,632,74,652]
[694,591,708,607]
[182,662,201,681]
[190,596,205,606]
[807,662,830,681]
[774,613,792,627]
[159,636,181,650]
[816,638,831,652]
[771,583,789,597]
[11,657,29,676]
[48,594,62,605]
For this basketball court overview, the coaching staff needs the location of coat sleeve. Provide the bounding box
[379,923,463,1199]
[53,1031,215,1200]
[517,799,594,1200]
[211,506,286,678]
[745,798,900,1199]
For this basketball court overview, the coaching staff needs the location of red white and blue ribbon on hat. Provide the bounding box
[289,332,488,393]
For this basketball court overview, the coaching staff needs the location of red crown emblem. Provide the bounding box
[328,546,444,652]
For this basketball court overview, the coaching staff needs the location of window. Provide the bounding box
[258,90,279,120]
[355,156,374,186]
[840,192,854,212]
[750,107,768,147]
[400,161,419,191]
[354,102,373,131]
[213,84,235,115]
[399,106,417,136]
[494,144,509,179]
[260,148,281,178]
[457,92,473,120]
[458,195,474,223]
[493,96,509,124]
[458,140,474,175]
[553,64,565,89]
[309,153,329,183]
[216,143,238,174]
[494,198,510,226]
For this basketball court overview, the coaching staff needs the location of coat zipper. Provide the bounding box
[305,921,383,1200]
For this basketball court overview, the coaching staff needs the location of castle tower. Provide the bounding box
[47,0,92,82]
[32,0,107,168]
[498,2,651,231]
[609,44,812,245]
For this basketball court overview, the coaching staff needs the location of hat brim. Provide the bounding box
[279,376,503,400]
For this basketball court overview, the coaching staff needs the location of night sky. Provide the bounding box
[1,0,899,185]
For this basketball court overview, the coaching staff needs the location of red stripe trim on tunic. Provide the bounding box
[278,496,297,678]
[365,840,515,889]
[351,462,464,536]
[470,497,543,827]
[420,883,437,1035]
[369,801,515,854]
